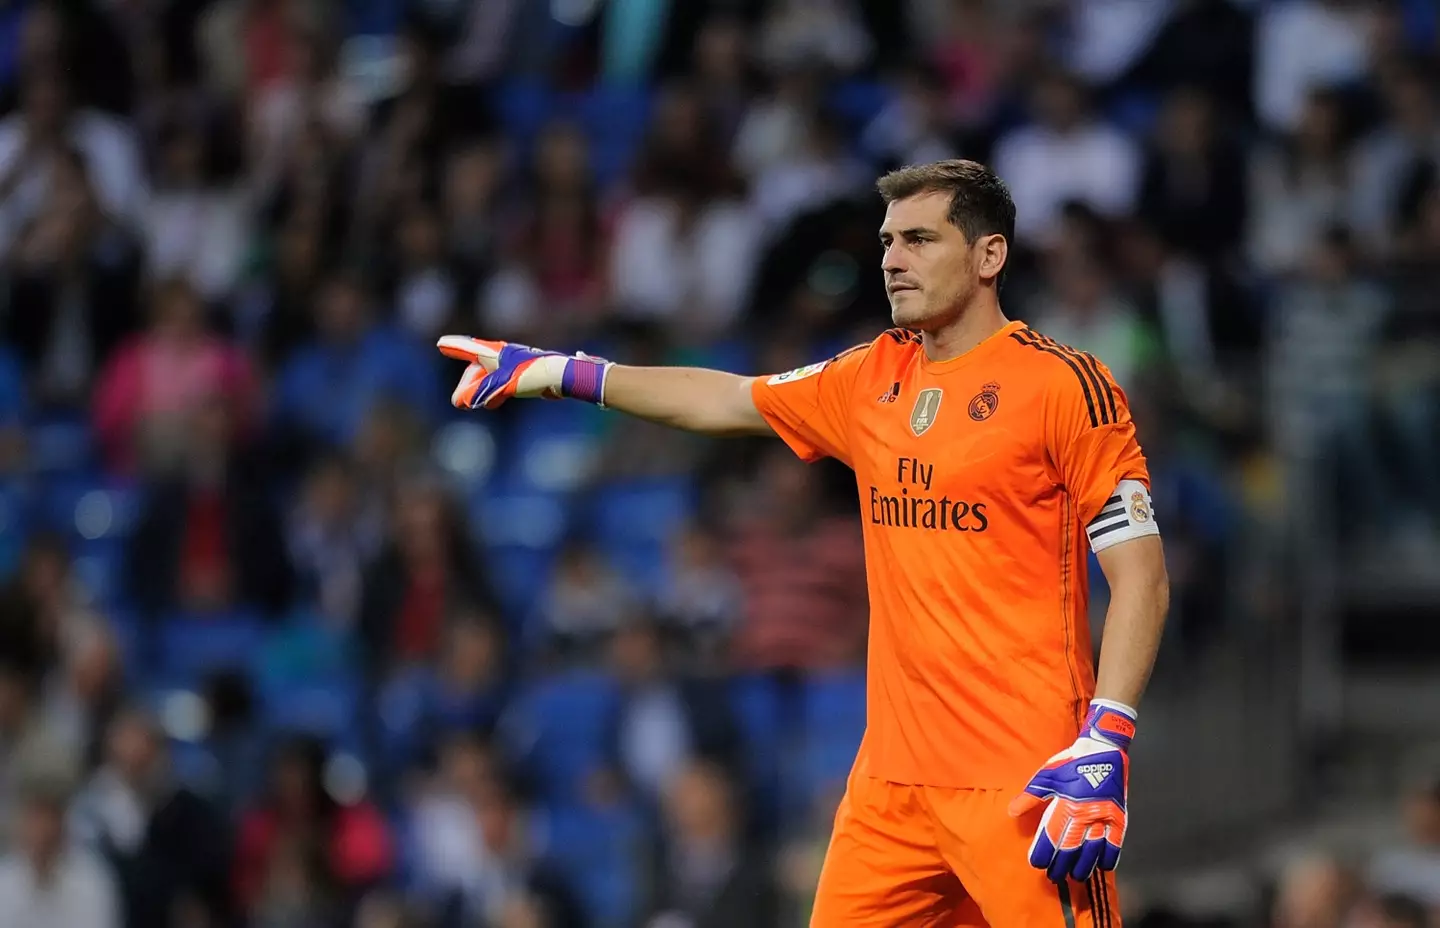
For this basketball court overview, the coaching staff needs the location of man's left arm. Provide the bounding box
[1093,534,1170,710]
[1016,357,1170,884]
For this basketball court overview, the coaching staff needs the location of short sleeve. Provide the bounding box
[750,342,872,467]
[1044,352,1150,526]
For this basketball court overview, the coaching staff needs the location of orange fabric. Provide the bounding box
[750,321,1149,789]
[812,775,1122,927]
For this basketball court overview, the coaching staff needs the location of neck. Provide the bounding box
[921,298,1009,362]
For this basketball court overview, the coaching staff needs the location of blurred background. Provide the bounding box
[0,0,1437,925]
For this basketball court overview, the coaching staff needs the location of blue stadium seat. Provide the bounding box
[689,338,755,376]
[588,478,695,592]
[492,80,557,144]
[729,674,789,824]
[504,671,620,805]
[27,414,94,476]
[541,802,644,928]
[157,612,268,683]
[828,80,895,129]
[487,547,561,629]
[0,480,28,582]
[259,677,365,753]
[38,475,143,541]
[470,488,569,620]
[572,85,652,186]
[589,478,695,549]
[1404,0,1437,46]
[1105,90,1162,136]
[471,489,570,549]
[72,538,130,606]
[105,607,147,680]
[798,671,867,800]
[499,401,604,493]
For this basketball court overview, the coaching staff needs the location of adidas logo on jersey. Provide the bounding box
[1077,763,1113,789]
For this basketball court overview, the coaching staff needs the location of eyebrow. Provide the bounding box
[879,227,937,242]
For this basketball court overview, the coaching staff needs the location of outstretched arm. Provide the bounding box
[437,335,774,437]
[601,364,773,436]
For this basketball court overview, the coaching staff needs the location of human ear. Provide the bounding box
[977,234,1008,283]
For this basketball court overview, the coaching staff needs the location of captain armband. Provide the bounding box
[1086,479,1160,553]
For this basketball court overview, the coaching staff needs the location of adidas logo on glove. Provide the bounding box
[1076,762,1113,788]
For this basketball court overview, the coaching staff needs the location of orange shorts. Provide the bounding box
[811,774,1122,927]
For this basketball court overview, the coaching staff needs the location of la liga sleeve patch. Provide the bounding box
[767,360,830,385]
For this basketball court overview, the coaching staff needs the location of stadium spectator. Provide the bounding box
[0,534,102,674]
[142,119,250,302]
[1367,778,1440,908]
[1349,63,1440,258]
[924,0,1004,127]
[1354,894,1430,928]
[1247,87,1354,277]
[1264,227,1393,546]
[69,708,232,927]
[0,65,145,240]
[269,271,436,454]
[232,735,393,923]
[92,277,257,474]
[407,734,585,927]
[2,141,141,409]
[993,68,1140,247]
[533,540,642,662]
[1379,181,1440,528]
[1270,854,1360,928]
[601,620,739,807]
[247,25,366,201]
[0,765,119,928]
[688,16,755,148]
[126,391,292,617]
[0,658,79,850]
[1255,0,1373,133]
[285,453,386,630]
[442,138,505,298]
[378,610,509,776]
[726,447,866,672]
[358,474,496,672]
[654,525,743,660]
[1022,245,1158,393]
[35,619,122,772]
[647,760,778,928]
[1138,85,1248,264]
[861,62,961,172]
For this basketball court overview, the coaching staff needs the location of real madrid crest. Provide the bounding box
[1128,491,1151,523]
[968,382,1001,421]
[910,388,943,436]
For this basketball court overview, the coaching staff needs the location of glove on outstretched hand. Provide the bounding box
[437,335,611,409]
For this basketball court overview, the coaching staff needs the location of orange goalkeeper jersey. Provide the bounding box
[750,320,1150,790]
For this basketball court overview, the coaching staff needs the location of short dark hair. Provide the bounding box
[876,159,1016,246]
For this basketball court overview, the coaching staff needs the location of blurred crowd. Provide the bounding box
[0,0,1438,925]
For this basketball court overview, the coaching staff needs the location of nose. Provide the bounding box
[882,242,907,276]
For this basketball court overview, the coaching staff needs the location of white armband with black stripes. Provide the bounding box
[1086,479,1159,552]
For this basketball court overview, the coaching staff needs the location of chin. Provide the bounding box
[889,298,933,330]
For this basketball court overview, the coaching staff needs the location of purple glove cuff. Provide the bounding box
[1085,701,1137,751]
[560,356,610,406]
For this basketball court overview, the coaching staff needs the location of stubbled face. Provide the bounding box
[880,191,980,330]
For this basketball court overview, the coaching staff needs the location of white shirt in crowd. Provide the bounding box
[992,120,1139,246]
[1255,0,1370,132]
[0,849,120,928]
[609,196,762,331]
[0,110,147,243]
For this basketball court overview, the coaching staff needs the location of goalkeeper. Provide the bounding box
[440,159,1168,928]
